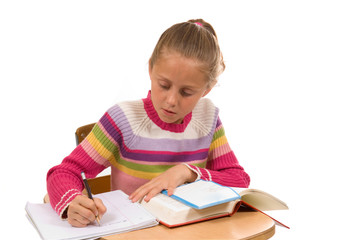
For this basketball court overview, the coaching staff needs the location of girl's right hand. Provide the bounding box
[66,195,107,227]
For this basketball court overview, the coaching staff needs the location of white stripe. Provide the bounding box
[54,189,80,214]
[205,169,212,181]
[57,192,82,216]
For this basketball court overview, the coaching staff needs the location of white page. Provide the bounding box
[26,190,158,240]
[169,180,240,209]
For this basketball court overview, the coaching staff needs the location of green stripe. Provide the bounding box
[212,126,225,141]
[119,159,174,173]
[93,124,121,159]
[192,162,207,168]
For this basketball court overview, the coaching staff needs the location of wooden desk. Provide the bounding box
[101,210,275,240]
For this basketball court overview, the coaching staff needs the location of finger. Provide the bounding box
[68,217,88,228]
[67,207,93,227]
[130,182,155,202]
[130,187,149,203]
[166,186,176,196]
[70,197,97,222]
[94,198,107,219]
[143,185,165,202]
[78,196,99,218]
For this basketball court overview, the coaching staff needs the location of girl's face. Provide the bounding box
[149,51,212,124]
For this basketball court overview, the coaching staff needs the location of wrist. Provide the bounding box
[181,164,198,183]
[187,170,197,183]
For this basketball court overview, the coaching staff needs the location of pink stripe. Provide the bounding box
[126,157,207,166]
[209,143,232,159]
[215,124,223,132]
[129,148,208,155]
[81,139,110,167]
[111,170,149,195]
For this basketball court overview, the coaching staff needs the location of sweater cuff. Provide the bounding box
[54,189,82,219]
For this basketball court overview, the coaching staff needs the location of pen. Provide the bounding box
[81,171,101,226]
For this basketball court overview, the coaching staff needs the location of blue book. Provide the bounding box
[162,180,241,209]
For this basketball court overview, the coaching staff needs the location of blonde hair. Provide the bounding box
[149,19,225,86]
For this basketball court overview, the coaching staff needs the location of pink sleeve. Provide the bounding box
[46,145,106,218]
[186,118,250,188]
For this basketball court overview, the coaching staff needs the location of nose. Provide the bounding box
[166,90,177,107]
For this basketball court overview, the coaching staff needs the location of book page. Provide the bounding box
[166,180,240,209]
[231,187,288,210]
[100,190,157,225]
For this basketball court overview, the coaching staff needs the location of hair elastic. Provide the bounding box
[194,22,203,27]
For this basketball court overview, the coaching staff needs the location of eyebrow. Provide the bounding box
[158,74,203,89]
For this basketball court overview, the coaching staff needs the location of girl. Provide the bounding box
[47,19,250,227]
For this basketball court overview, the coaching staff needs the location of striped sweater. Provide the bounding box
[47,92,250,217]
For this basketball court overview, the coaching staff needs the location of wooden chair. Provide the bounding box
[75,123,97,145]
[44,123,111,203]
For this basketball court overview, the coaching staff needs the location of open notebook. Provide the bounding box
[26,190,158,240]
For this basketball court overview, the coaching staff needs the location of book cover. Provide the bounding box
[162,180,241,209]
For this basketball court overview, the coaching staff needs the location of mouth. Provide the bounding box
[162,108,176,116]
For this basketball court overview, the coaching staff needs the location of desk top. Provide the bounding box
[101,210,275,240]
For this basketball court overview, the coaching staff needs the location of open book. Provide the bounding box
[141,180,289,228]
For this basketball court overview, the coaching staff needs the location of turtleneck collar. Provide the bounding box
[142,91,192,133]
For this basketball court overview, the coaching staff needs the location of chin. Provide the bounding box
[160,116,181,124]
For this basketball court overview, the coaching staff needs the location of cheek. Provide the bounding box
[181,97,200,112]
[150,88,165,108]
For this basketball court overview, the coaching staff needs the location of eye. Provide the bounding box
[159,81,170,90]
[180,89,193,97]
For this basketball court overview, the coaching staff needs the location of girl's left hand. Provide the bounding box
[129,164,197,203]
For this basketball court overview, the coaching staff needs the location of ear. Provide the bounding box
[202,88,212,97]
[202,81,216,97]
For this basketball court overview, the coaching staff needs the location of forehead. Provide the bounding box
[152,52,208,87]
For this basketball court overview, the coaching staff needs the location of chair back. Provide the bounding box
[75,123,96,145]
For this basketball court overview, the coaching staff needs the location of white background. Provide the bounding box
[1,0,360,239]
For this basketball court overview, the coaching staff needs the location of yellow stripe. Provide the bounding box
[209,135,227,152]
[87,132,115,160]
